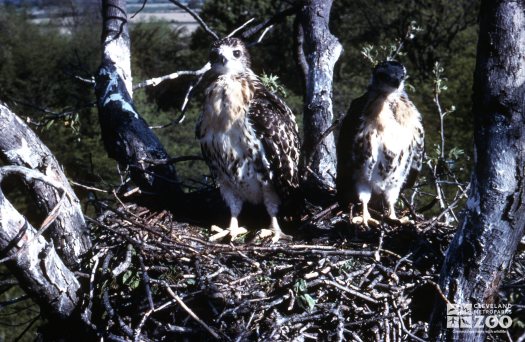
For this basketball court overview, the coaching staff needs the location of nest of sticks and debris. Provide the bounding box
[76,192,474,342]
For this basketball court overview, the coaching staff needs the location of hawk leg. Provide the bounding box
[209,187,247,242]
[351,189,379,227]
[257,184,292,243]
[351,201,380,227]
[386,195,412,225]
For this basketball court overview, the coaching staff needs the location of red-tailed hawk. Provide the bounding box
[336,61,424,226]
[197,37,300,242]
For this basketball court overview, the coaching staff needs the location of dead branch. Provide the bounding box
[133,63,211,90]
[0,170,80,319]
[241,4,301,39]
[167,0,219,40]
[0,102,90,267]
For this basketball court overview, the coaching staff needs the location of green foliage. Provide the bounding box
[260,72,287,98]
[121,269,141,291]
[293,279,316,312]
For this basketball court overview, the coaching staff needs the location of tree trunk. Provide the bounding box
[296,0,342,200]
[430,1,525,340]
[0,102,90,268]
[96,0,181,195]
[0,166,80,319]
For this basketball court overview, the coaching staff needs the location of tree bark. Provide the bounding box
[430,1,525,340]
[0,102,90,268]
[96,0,181,195]
[296,0,342,199]
[0,166,80,319]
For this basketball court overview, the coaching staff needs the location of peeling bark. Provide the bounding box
[296,0,342,199]
[430,1,525,340]
[96,0,181,195]
[0,166,80,319]
[0,103,90,268]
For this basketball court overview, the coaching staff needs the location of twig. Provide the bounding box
[81,251,103,328]
[70,180,109,193]
[141,156,204,165]
[163,284,221,340]
[167,0,219,40]
[250,25,273,46]
[241,4,300,39]
[130,0,148,19]
[395,306,426,342]
[0,166,71,264]
[311,279,379,304]
[133,63,211,90]
[112,244,133,277]
[138,254,155,310]
[227,18,255,38]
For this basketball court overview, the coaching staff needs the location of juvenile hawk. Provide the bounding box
[336,61,424,226]
[197,37,300,242]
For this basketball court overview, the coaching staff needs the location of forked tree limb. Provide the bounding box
[0,102,90,267]
[0,166,80,319]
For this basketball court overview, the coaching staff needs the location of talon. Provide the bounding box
[209,226,247,242]
[258,229,273,239]
[271,231,292,243]
[351,216,364,225]
[209,229,230,242]
[351,216,379,227]
[229,226,248,240]
[257,229,292,243]
[211,225,224,233]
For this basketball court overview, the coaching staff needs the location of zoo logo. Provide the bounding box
[446,304,512,331]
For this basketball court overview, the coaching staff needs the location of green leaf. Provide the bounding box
[44,119,54,130]
[293,279,307,293]
[298,293,316,312]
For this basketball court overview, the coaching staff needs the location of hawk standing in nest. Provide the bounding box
[336,61,424,226]
[197,37,300,242]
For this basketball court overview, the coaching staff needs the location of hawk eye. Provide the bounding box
[233,50,241,58]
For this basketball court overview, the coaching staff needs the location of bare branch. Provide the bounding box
[0,102,90,267]
[227,18,255,38]
[130,0,148,19]
[163,284,221,340]
[167,0,219,40]
[241,4,301,39]
[133,63,211,90]
[0,176,80,318]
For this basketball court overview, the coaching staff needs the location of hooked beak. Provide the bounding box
[210,50,227,65]
[377,72,401,88]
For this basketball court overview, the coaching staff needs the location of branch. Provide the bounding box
[163,284,221,339]
[167,0,219,40]
[133,63,211,90]
[0,102,90,267]
[241,4,301,39]
[0,170,80,318]
[0,166,71,264]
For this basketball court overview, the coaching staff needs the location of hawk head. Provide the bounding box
[371,61,407,93]
[209,37,251,76]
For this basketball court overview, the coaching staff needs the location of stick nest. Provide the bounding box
[80,200,516,341]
